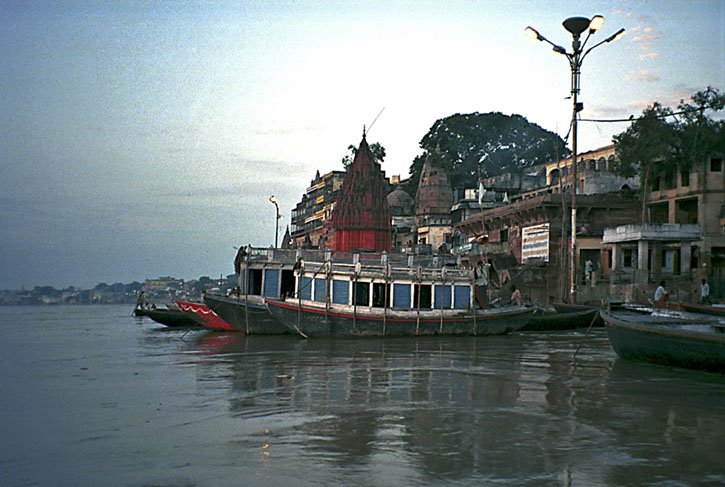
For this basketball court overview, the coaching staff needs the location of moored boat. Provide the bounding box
[203,293,290,335]
[266,297,534,337]
[521,303,601,331]
[175,299,234,331]
[144,306,200,328]
[600,309,725,372]
[680,302,725,317]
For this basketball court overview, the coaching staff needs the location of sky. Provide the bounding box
[0,0,722,290]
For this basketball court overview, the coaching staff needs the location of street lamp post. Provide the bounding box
[269,195,280,248]
[525,16,624,304]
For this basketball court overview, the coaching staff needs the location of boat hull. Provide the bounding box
[521,304,600,331]
[203,294,289,335]
[266,298,534,337]
[144,308,199,328]
[680,302,725,317]
[175,300,234,331]
[601,310,725,372]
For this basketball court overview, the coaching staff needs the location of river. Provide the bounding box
[1,305,723,486]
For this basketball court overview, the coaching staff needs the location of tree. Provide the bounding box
[612,87,723,221]
[341,142,386,167]
[406,112,568,194]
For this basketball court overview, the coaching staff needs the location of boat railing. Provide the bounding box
[300,260,472,282]
[244,247,463,274]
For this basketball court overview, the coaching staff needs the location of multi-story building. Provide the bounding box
[603,154,725,300]
[545,145,638,195]
[290,170,345,248]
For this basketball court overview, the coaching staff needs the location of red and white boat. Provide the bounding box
[175,300,236,331]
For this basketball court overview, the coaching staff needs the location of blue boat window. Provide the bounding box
[393,283,411,308]
[263,269,280,298]
[454,285,470,309]
[332,280,349,305]
[298,276,312,300]
[434,284,452,309]
[314,278,327,302]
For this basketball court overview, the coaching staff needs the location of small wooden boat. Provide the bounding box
[266,297,535,338]
[144,306,200,328]
[600,309,725,372]
[203,293,290,335]
[175,300,235,331]
[680,302,725,317]
[521,303,601,331]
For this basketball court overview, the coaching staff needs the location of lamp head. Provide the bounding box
[562,17,591,37]
[524,26,541,41]
[269,195,277,204]
[589,15,605,32]
[606,28,626,43]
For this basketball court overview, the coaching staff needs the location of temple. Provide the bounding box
[331,134,392,252]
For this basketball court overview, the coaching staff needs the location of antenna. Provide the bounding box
[366,107,385,135]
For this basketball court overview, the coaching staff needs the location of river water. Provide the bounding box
[0,305,723,486]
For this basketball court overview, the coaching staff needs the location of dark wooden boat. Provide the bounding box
[203,293,290,335]
[133,306,150,317]
[175,300,235,331]
[144,306,199,328]
[521,303,601,331]
[680,302,725,317]
[600,309,725,372]
[265,297,535,338]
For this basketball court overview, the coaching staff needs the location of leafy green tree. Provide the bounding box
[341,142,386,167]
[613,87,723,221]
[672,86,725,170]
[406,112,568,194]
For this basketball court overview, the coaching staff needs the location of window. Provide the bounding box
[711,158,722,172]
[680,169,690,186]
[501,228,509,243]
[665,170,676,190]
[651,174,660,191]
[623,248,637,268]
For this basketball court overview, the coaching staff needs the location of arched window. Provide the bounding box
[549,169,560,186]
[597,157,606,171]
[607,155,616,171]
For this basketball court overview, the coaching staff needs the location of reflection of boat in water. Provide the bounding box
[175,299,234,331]
[601,309,725,372]
[522,303,601,331]
[203,293,290,335]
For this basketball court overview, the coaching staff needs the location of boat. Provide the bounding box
[203,293,290,335]
[600,309,725,372]
[144,305,200,328]
[174,299,235,331]
[266,297,534,337]
[261,253,535,338]
[680,302,725,317]
[521,303,601,331]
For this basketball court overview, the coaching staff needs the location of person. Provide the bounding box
[653,280,668,304]
[510,285,522,306]
[473,259,491,308]
[700,278,711,305]
[585,259,593,283]
[136,291,145,309]
[234,246,248,275]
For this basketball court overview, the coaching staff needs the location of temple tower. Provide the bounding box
[415,153,453,251]
[331,134,392,252]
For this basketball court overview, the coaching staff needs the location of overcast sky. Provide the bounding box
[0,0,722,290]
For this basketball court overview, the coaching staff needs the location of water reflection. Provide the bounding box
[184,330,724,485]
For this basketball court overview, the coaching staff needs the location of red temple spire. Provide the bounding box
[331,135,392,252]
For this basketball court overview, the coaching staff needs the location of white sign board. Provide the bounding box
[521,223,550,262]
